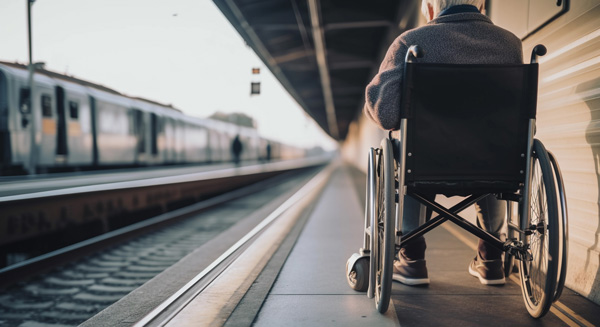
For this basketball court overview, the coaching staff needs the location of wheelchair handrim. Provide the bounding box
[519,140,559,318]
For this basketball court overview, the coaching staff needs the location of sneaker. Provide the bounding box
[468,253,506,285]
[392,256,430,286]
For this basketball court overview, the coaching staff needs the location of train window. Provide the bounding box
[19,88,30,114]
[41,94,52,117]
[69,101,79,119]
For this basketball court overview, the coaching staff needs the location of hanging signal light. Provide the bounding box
[250,82,261,95]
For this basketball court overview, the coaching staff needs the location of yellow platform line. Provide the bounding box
[441,223,592,327]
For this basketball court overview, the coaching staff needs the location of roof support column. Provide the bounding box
[307,0,339,139]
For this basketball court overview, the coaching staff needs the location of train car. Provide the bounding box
[237,124,262,162]
[51,77,94,167]
[180,115,211,164]
[0,61,304,175]
[0,62,96,173]
[0,64,35,173]
[192,117,232,163]
[87,87,138,167]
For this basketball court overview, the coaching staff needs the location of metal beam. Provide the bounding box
[325,20,392,31]
[307,0,339,139]
[291,0,314,64]
[277,62,315,72]
[252,24,299,31]
[252,19,390,33]
[329,60,373,70]
[273,48,315,65]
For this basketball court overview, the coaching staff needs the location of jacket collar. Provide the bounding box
[429,12,493,25]
[439,4,480,16]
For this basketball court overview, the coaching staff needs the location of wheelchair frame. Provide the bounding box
[346,44,568,319]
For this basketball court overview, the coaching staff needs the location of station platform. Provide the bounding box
[126,163,600,326]
[0,160,286,198]
[239,163,600,326]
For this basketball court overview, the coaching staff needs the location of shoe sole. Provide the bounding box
[468,264,506,285]
[393,273,430,286]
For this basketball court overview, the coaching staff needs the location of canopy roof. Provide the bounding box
[213,0,419,140]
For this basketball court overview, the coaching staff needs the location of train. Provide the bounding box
[0,61,305,175]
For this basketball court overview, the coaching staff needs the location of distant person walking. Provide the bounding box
[232,135,243,165]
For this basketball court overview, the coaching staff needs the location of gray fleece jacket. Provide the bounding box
[364,12,523,130]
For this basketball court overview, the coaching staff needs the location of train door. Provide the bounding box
[170,118,179,162]
[55,86,68,159]
[175,120,185,162]
[37,87,57,168]
[164,117,174,163]
[187,124,208,163]
[12,83,38,173]
[132,108,146,164]
[150,112,159,161]
[64,93,93,166]
[17,86,32,172]
[222,133,232,162]
[208,130,222,162]
[89,96,99,167]
[0,72,10,172]
[206,129,214,162]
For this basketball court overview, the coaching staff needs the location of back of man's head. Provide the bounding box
[421,0,485,21]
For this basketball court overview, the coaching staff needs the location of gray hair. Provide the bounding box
[421,0,485,18]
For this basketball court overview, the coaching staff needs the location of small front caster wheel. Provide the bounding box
[347,257,370,292]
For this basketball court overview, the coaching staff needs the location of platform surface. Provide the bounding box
[245,165,600,327]
[4,159,296,197]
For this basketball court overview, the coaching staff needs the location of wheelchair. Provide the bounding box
[345,44,568,319]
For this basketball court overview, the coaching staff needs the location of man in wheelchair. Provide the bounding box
[363,0,523,286]
[349,0,567,318]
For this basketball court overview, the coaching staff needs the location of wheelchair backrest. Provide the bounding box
[400,63,539,195]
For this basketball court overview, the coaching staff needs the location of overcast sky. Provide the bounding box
[0,0,337,150]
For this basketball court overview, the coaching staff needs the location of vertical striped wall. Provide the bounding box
[516,0,600,304]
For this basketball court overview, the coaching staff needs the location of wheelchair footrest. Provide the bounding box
[504,240,532,262]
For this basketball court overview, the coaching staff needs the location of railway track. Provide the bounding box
[0,166,324,327]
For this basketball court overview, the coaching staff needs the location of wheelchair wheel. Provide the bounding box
[372,138,395,313]
[547,151,568,303]
[518,139,560,318]
[504,200,518,277]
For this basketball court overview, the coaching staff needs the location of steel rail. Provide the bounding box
[0,164,326,288]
